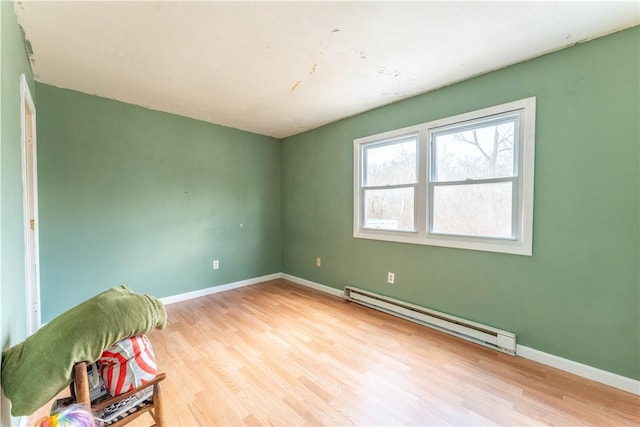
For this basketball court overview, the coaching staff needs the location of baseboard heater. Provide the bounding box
[344,286,516,355]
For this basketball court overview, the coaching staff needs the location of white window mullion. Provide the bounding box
[511,178,519,239]
[417,129,428,237]
[427,177,435,237]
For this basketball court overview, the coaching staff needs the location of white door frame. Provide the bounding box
[20,73,41,335]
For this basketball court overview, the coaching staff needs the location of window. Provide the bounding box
[354,97,535,255]
[361,135,418,232]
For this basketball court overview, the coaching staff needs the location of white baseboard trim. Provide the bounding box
[160,273,344,306]
[158,273,639,395]
[280,273,345,298]
[517,345,639,395]
[159,273,281,305]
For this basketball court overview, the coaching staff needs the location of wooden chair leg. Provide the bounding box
[153,381,165,427]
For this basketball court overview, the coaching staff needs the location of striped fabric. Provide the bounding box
[98,335,157,397]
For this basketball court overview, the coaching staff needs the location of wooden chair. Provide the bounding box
[70,361,166,426]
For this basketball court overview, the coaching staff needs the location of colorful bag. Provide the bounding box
[98,335,157,396]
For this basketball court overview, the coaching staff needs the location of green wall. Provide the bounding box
[36,84,282,321]
[281,27,640,380]
[0,1,35,425]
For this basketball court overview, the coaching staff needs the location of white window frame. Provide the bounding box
[353,97,535,256]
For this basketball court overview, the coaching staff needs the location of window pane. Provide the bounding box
[433,119,516,182]
[432,182,513,238]
[364,137,416,186]
[364,187,415,231]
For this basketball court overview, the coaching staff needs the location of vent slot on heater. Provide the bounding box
[344,286,516,355]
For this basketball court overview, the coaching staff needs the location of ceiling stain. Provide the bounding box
[289,80,302,93]
[310,64,317,74]
[376,66,402,79]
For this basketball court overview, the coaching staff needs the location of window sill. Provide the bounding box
[353,229,532,256]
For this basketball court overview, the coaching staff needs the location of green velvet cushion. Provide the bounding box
[1,285,167,416]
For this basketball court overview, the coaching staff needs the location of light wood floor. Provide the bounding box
[30,279,639,426]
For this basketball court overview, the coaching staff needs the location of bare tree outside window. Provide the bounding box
[431,118,517,238]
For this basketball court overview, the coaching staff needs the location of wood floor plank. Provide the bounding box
[28,279,639,426]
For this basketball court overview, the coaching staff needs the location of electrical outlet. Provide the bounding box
[213,260,219,270]
[387,272,395,284]
[316,257,321,267]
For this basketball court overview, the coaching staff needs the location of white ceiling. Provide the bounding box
[14,1,639,138]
